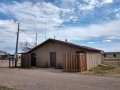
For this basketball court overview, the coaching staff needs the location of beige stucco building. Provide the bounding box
[21,39,102,70]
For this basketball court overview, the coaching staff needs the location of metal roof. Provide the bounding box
[27,38,102,53]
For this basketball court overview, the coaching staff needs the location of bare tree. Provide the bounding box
[19,41,35,53]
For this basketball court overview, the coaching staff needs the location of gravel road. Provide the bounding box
[0,60,120,90]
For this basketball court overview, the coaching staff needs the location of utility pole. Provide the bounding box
[15,23,20,67]
[36,33,37,46]
[54,36,56,39]
[45,22,46,40]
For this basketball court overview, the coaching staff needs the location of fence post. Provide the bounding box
[73,54,74,72]
[63,53,86,72]
[64,54,65,71]
[65,53,67,71]
[9,58,10,68]
[70,54,71,72]
[79,54,81,72]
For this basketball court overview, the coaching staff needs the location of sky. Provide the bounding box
[0,0,120,53]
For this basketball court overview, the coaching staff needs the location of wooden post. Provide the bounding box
[75,54,77,72]
[68,54,70,72]
[70,54,72,72]
[15,23,20,67]
[65,54,67,71]
[72,54,74,72]
[9,58,10,68]
[63,54,65,71]
[64,54,66,71]
[79,54,81,72]
[73,54,75,72]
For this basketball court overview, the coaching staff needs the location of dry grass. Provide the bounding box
[83,61,120,75]
[0,86,14,90]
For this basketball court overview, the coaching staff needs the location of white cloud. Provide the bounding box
[48,19,120,41]
[78,4,95,11]
[58,0,76,9]
[0,20,17,53]
[0,0,119,53]
[0,3,8,13]
[78,0,97,11]
[0,7,6,13]
[0,1,69,31]
[114,9,119,12]
[103,40,112,42]
[0,1,69,53]
[0,19,40,53]
[101,45,120,52]
[88,42,99,44]
[108,36,116,39]
[77,0,114,11]
[0,16,120,44]
[102,0,113,4]
[116,13,120,18]
[108,36,120,39]
[3,18,120,52]
[55,0,115,13]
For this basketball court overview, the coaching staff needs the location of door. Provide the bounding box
[50,52,56,67]
[79,53,87,72]
[31,53,36,66]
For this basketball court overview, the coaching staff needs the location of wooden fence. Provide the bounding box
[63,53,87,72]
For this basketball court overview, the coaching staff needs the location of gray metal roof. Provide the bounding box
[27,38,102,53]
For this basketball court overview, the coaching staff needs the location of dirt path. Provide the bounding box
[0,67,119,90]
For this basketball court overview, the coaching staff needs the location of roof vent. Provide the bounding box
[65,39,67,42]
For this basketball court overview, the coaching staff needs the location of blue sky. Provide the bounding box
[0,0,120,53]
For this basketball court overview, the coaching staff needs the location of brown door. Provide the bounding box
[79,53,87,72]
[50,52,56,67]
[31,53,36,66]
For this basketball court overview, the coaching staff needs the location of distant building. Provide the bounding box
[0,53,10,60]
[0,53,5,59]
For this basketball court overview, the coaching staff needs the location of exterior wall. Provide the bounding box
[86,52,102,70]
[21,53,31,68]
[30,41,88,68]
[21,40,102,69]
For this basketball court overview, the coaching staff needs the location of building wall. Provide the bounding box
[21,41,102,69]
[86,52,102,70]
[30,41,91,68]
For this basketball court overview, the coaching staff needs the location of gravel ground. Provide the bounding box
[0,60,120,90]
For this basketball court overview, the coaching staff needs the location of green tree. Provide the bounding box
[0,50,10,55]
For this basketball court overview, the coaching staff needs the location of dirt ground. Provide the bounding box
[0,60,120,90]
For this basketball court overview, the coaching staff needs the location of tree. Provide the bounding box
[113,54,116,57]
[19,41,35,53]
[0,50,10,55]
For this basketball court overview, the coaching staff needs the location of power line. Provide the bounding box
[19,30,38,46]
[2,30,16,35]
[20,30,36,39]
